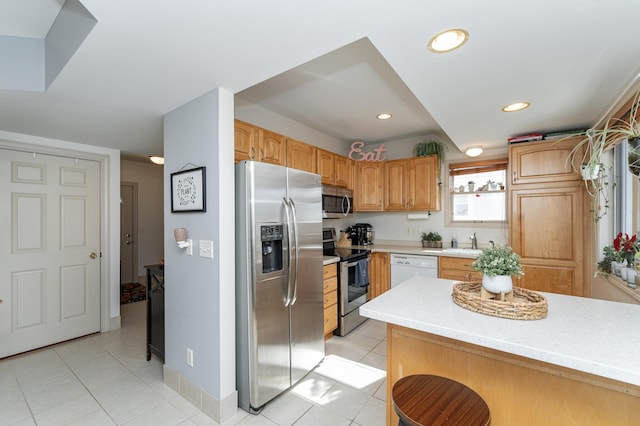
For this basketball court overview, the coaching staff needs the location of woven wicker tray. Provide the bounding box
[452,281,548,320]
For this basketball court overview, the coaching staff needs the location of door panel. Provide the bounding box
[120,183,137,284]
[287,167,324,383]
[0,149,101,358]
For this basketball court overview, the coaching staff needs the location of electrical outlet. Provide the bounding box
[187,348,194,367]
[185,239,193,256]
[406,226,412,234]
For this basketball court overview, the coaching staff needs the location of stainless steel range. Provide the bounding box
[323,228,370,336]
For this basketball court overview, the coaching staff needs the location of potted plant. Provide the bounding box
[487,179,497,190]
[497,181,505,190]
[421,231,442,248]
[471,245,524,293]
[467,181,475,192]
[413,140,447,165]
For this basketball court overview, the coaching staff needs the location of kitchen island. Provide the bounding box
[360,276,640,426]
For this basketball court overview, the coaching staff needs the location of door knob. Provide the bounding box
[89,252,97,259]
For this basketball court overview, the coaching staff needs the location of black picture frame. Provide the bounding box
[170,167,206,212]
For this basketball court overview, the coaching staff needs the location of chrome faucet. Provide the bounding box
[489,240,495,248]
[470,232,478,249]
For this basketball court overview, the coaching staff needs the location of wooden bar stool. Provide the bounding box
[392,375,490,426]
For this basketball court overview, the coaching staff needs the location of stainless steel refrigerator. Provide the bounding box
[235,160,324,413]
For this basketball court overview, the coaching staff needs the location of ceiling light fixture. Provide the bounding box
[465,146,483,157]
[149,156,165,165]
[502,102,530,112]
[428,29,469,53]
[377,113,392,120]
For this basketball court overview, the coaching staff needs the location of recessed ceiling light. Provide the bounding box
[377,113,392,120]
[428,29,469,53]
[465,146,483,157]
[502,102,530,112]
[149,156,164,165]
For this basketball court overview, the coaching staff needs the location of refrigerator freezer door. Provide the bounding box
[287,168,325,384]
[236,161,291,411]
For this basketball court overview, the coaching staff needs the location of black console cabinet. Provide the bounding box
[145,264,165,361]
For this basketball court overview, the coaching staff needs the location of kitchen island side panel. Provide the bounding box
[386,324,640,426]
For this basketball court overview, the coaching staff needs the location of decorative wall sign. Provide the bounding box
[348,141,387,161]
[171,167,206,212]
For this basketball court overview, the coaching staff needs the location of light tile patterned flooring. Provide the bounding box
[0,301,387,426]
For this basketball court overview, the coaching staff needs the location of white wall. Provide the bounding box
[164,88,236,418]
[121,159,164,278]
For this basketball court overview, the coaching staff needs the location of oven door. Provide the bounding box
[339,254,369,316]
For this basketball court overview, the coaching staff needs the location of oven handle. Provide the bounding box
[344,255,369,268]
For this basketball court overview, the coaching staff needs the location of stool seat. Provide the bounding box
[392,375,490,426]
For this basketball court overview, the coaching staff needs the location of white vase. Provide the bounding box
[482,275,513,294]
[612,261,622,276]
[620,267,629,281]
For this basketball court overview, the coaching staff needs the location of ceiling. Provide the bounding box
[2,0,640,161]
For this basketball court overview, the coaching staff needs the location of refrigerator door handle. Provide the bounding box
[288,198,299,305]
[282,197,295,307]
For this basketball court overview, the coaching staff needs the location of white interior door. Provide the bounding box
[0,149,101,358]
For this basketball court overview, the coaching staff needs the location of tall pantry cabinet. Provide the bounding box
[508,137,592,296]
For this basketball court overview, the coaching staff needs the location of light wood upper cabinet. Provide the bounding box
[410,155,440,211]
[510,137,581,185]
[368,252,390,300]
[234,119,258,162]
[286,138,316,173]
[355,161,384,211]
[378,155,440,211]
[385,159,408,210]
[316,148,335,185]
[334,155,351,188]
[234,120,285,165]
[258,128,286,166]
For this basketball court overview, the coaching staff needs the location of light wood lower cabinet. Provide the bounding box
[323,263,338,339]
[438,256,482,281]
[368,252,390,300]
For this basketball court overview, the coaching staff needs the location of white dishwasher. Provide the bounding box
[390,253,438,287]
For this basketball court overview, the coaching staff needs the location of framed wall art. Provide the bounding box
[171,166,206,212]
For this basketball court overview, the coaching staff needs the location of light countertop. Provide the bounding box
[353,242,481,258]
[360,276,640,387]
[323,256,340,266]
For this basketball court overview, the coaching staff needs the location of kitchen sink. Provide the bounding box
[442,248,482,255]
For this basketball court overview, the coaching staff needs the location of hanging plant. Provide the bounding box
[413,140,446,164]
[563,89,640,221]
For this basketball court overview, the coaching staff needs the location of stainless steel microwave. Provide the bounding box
[322,184,353,218]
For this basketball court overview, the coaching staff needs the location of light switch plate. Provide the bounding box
[199,240,214,258]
